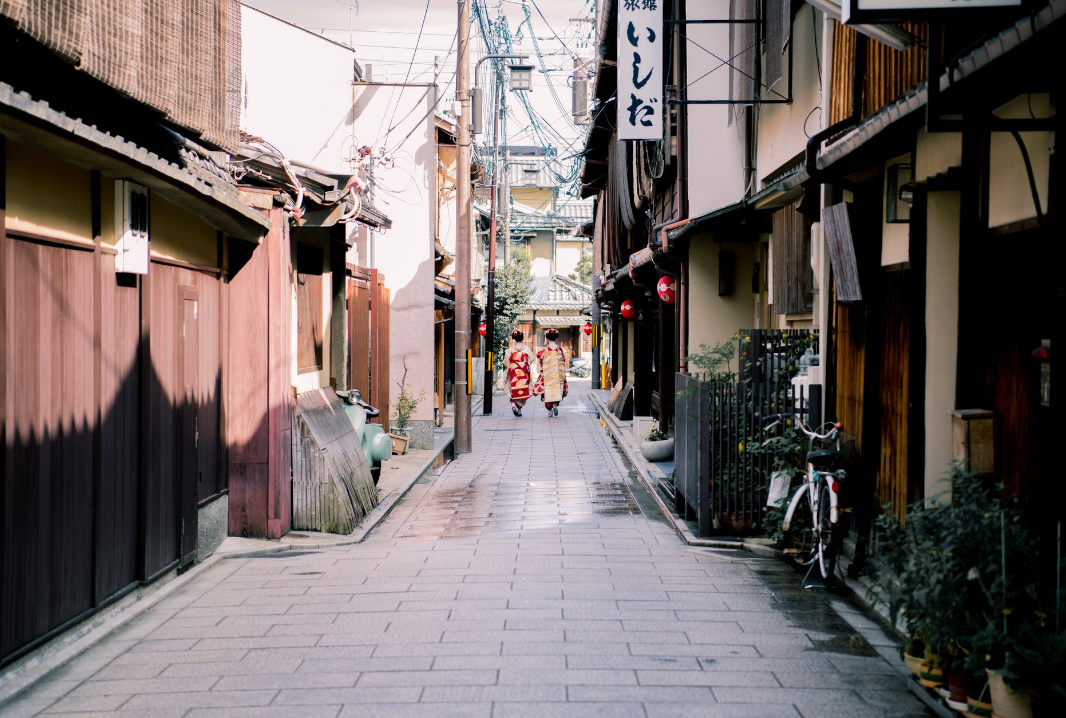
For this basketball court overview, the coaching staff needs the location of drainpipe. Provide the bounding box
[805,34,867,191]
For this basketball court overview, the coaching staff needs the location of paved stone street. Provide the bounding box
[6,383,930,718]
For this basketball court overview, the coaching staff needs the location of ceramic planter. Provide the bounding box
[986,669,1033,718]
[389,432,409,455]
[903,651,924,678]
[919,653,945,688]
[945,672,969,711]
[640,437,673,462]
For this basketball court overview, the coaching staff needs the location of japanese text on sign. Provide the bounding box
[617,0,662,141]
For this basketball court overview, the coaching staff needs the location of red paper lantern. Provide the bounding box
[620,300,636,320]
[479,322,487,337]
[657,276,677,304]
[583,321,593,336]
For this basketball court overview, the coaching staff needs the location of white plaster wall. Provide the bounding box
[915,128,962,183]
[353,84,437,423]
[555,239,583,278]
[686,237,756,354]
[989,94,1050,228]
[240,5,357,173]
[882,154,911,266]
[685,0,747,216]
[925,192,961,500]
[756,5,824,183]
[530,231,553,277]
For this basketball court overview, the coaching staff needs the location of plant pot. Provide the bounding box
[640,437,674,462]
[904,651,925,678]
[716,513,755,535]
[945,672,969,711]
[919,653,945,688]
[986,669,1033,718]
[389,432,409,456]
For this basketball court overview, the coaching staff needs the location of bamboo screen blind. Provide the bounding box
[771,200,813,315]
[830,21,928,125]
[0,0,241,150]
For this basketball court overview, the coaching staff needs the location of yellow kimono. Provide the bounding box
[534,343,568,406]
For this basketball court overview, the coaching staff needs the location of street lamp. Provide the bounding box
[473,53,531,416]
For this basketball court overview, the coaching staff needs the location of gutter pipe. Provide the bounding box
[805,34,867,192]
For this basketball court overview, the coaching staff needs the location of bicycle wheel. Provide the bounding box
[817,482,839,581]
[782,487,815,567]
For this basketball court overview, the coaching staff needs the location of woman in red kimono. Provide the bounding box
[504,329,533,417]
[534,328,568,417]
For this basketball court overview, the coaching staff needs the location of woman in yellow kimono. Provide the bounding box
[534,328,568,417]
[504,329,533,417]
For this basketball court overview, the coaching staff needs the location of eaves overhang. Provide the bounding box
[814,0,1066,178]
[0,81,270,241]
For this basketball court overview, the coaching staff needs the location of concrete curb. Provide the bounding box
[591,394,780,559]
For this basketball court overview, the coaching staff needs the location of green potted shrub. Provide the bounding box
[390,361,424,455]
[640,427,673,462]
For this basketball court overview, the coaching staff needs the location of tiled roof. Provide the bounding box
[528,274,594,311]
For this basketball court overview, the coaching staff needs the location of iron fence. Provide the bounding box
[674,330,820,536]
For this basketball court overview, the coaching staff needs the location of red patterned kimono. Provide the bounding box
[506,343,533,406]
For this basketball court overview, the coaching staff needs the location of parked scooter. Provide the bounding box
[569,356,591,378]
[337,389,392,485]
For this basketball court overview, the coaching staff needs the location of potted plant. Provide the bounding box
[390,361,424,455]
[640,427,673,462]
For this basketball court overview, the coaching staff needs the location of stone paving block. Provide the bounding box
[69,676,219,697]
[45,710,190,718]
[112,648,250,666]
[41,693,130,713]
[568,685,714,702]
[370,642,503,657]
[420,685,567,702]
[564,655,702,671]
[194,634,327,649]
[121,690,278,710]
[90,663,168,680]
[212,671,358,691]
[637,670,781,687]
[497,669,637,685]
[240,645,375,662]
[185,708,342,718]
[158,659,302,677]
[430,654,565,670]
[337,704,492,718]
[491,702,646,718]
[644,704,801,718]
[357,669,497,686]
[565,629,689,644]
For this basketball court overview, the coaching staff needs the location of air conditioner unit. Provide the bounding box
[115,180,149,274]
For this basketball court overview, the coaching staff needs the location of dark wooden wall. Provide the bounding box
[1,236,225,664]
[226,207,291,539]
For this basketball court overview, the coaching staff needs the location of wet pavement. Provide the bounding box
[4,381,931,717]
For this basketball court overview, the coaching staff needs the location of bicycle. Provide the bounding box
[763,413,849,583]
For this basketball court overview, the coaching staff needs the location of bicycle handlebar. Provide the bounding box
[762,413,842,441]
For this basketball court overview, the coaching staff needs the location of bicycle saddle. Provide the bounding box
[806,449,842,469]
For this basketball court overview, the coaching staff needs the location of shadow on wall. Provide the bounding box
[0,238,281,668]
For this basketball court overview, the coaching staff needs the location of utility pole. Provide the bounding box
[499,85,510,266]
[483,70,501,416]
[454,0,472,452]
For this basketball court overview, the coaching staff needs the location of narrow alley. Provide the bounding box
[5,383,930,718]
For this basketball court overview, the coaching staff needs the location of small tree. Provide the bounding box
[492,248,532,370]
[392,358,425,433]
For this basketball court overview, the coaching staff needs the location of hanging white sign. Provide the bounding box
[843,0,1021,24]
[617,1,663,141]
